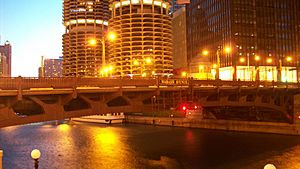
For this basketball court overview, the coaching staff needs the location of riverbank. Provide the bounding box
[125,115,300,135]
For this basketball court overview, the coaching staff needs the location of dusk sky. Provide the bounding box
[0,0,64,77]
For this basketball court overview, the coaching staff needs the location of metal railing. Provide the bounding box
[0,77,298,90]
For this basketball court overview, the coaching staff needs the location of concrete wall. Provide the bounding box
[126,116,300,135]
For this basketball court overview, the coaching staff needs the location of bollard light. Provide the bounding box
[31,149,41,169]
[264,164,276,169]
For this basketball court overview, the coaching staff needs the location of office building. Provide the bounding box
[108,0,173,77]
[186,0,300,81]
[172,7,187,70]
[62,0,110,77]
[39,57,63,78]
[0,40,11,77]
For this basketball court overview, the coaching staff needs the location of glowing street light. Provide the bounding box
[224,47,232,54]
[133,60,140,66]
[255,55,260,81]
[239,57,245,63]
[102,32,116,67]
[31,149,41,169]
[202,50,209,56]
[181,71,187,77]
[267,58,273,64]
[286,56,292,62]
[254,55,260,61]
[215,47,232,79]
[264,164,276,169]
[108,32,116,41]
[145,57,152,64]
[88,38,97,46]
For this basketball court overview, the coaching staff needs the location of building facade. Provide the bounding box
[172,7,187,70]
[171,0,186,13]
[62,0,110,77]
[186,0,300,82]
[108,0,173,77]
[39,57,63,78]
[0,41,11,77]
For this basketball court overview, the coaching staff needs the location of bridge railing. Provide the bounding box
[0,77,298,90]
[0,77,159,90]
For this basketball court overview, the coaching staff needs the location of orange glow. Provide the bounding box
[145,57,152,64]
[202,50,209,56]
[286,56,292,62]
[255,55,260,61]
[224,47,232,54]
[88,39,97,46]
[181,71,187,77]
[239,57,245,63]
[58,124,70,132]
[108,32,116,41]
[267,58,273,63]
[133,60,139,66]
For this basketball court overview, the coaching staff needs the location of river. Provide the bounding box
[0,121,300,169]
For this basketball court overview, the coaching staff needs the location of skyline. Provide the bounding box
[0,0,64,77]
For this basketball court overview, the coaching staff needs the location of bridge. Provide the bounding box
[0,77,300,127]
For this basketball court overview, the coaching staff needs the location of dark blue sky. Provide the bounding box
[0,0,64,77]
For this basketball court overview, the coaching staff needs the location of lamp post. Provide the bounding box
[278,58,282,82]
[0,150,3,169]
[266,58,273,81]
[31,149,41,169]
[264,164,276,169]
[217,47,231,80]
[216,50,220,80]
[202,47,231,80]
[89,32,116,77]
[254,55,260,81]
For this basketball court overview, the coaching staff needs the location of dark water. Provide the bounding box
[0,121,300,169]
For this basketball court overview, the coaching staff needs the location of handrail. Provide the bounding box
[0,77,298,90]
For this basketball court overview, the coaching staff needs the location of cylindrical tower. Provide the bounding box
[63,0,110,77]
[109,0,173,77]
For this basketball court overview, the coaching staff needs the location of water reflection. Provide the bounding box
[1,122,300,169]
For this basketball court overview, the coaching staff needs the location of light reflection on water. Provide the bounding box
[0,121,300,169]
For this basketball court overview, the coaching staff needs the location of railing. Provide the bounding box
[0,77,299,90]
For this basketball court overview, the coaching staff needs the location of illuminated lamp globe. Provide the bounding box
[264,164,276,169]
[31,149,41,160]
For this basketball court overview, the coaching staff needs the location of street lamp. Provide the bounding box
[181,71,187,78]
[216,46,231,80]
[254,55,260,80]
[266,58,273,81]
[89,31,116,76]
[102,32,116,68]
[31,149,41,169]
[202,50,209,56]
[264,164,276,169]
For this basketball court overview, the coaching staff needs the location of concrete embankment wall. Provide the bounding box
[125,116,300,135]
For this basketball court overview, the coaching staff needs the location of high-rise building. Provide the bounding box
[171,0,189,13]
[109,0,173,77]
[172,7,187,70]
[39,57,63,78]
[62,0,110,77]
[186,0,300,82]
[0,41,11,77]
[0,53,8,77]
